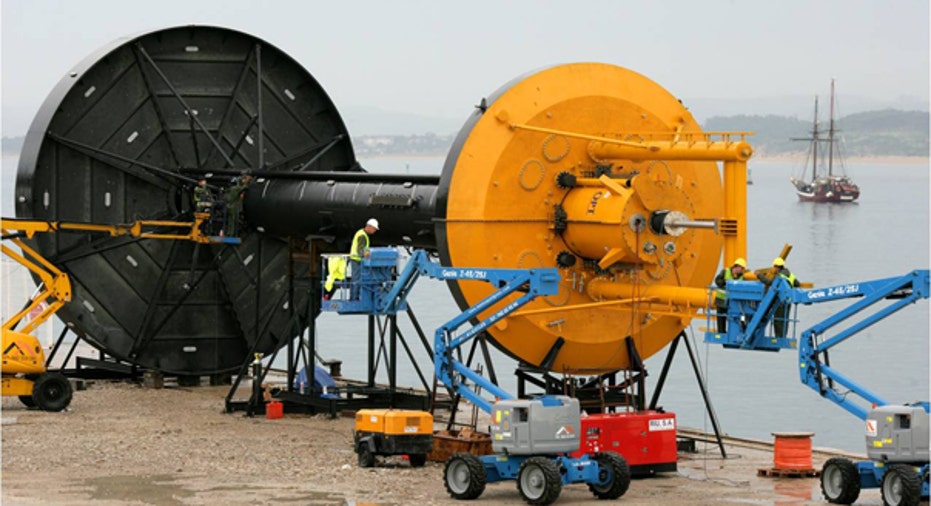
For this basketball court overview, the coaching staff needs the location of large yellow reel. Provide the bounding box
[437,63,746,373]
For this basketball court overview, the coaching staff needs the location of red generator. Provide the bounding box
[572,410,678,476]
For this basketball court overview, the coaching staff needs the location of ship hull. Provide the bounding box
[792,178,860,203]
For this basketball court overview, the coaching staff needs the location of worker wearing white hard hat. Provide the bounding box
[347,218,380,299]
[713,257,747,334]
[350,218,380,261]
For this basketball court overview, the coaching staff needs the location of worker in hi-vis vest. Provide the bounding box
[323,256,346,301]
[348,218,379,299]
[714,257,747,333]
[757,257,800,338]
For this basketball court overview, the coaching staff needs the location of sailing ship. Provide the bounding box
[789,80,860,203]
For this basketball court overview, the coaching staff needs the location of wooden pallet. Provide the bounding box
[757,467,821,478]
[427,428,492,462]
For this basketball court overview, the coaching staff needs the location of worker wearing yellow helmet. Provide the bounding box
[758,257,801,338]
[714,257,747,333]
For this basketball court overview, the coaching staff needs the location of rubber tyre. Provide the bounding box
[409,454,427,468]
[444,453,486,500]
[32,372,73,412]
[587,452,631,499]
[517,456,562,505]
[881,463,921,506]
[18,395,36,408]
[358,448,375,468]
[820,457,860,504]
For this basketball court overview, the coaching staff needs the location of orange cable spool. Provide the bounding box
[771,432,814,470]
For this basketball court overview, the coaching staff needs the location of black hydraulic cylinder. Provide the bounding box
[244,173,441,250]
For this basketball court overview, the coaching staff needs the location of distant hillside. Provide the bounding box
[704,109,929,157]
[5,109,926,159]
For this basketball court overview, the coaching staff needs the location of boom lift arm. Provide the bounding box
[399,251,560,413]
[1,215,239,411]
[705,269,929,419]
[323,249,631,505]
[1,222,73,345]
[326,248,560,413]
[704,269,930,505]
[2,215,237,342]
[793,270,929,420]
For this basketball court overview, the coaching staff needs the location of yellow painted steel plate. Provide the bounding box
[437,63,723,373]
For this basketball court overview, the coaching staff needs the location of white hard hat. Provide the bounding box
[366,218,379,230]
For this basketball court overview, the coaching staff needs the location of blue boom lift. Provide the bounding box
[322,247,631,505]
[705,269,930,506]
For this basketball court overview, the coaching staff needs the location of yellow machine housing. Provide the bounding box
[354,409,434,468]
[355,408,434,436]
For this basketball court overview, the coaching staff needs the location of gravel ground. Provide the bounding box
[1,381,887,506]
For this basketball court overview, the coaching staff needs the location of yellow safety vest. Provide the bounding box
[715,268,742,301]
[349,228,369,261]
[324,256,347,292]
[778,270,797,286]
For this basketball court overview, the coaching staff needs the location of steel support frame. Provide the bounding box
[225,241,438,416]
[649,331,727,458]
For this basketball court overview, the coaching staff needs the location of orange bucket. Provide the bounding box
[266,401,283,420]
[772,432,814,470]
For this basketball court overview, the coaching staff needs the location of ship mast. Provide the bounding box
[811,96,820,181]
[828,78,836,177]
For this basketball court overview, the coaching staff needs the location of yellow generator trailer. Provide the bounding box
[354,409,434,468]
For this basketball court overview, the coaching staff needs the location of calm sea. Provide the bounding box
[3,154,929,452]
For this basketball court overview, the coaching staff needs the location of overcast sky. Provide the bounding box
[2,0,928,137]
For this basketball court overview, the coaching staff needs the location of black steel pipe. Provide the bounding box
[244,176,441,250]
[181,167,440,185]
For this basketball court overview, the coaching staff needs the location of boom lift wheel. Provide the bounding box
[444,453,486,500]
[517,456,562,505]
[880,463,922,506]
[32,372,73,412]
[587,452,631,499]
[821,457,861,504]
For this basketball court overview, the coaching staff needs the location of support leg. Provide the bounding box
[648,334,679,410]
[681,333,727,458]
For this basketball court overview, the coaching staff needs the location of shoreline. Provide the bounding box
[5,152,928,165]
[752,153,928,165]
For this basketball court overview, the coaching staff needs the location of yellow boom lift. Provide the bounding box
[1,213,233,411]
